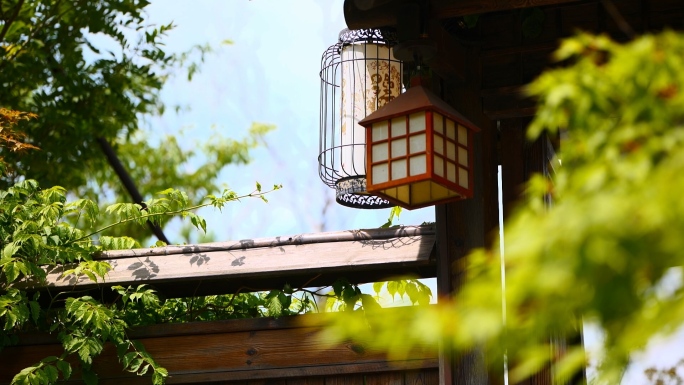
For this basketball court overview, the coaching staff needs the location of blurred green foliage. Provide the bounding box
[324,31,684,384]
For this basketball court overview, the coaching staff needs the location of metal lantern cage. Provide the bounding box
[319,28,404,209]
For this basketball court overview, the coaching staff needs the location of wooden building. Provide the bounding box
[3,0,684,384]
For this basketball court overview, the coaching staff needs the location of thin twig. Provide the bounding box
[187,280,204,321]
[601,0,635,38]
[298,288,335,298]
[225,287,243,309]
[71,187,279,243]
[46,288,93,314]
[299,274,322,289]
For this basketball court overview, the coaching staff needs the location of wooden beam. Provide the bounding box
[344,0,584,30]
[481,85,538,120]
[20,226,436,299]
[0,312,438,385]
[426,20,467,83]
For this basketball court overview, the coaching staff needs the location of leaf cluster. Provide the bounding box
[0,177,281,384]
[0,0,182,189]
[79,123,276,243]
[111,283,317,326]
[1,1,277,246]
[0,178,168,384]
[324,278,432,313]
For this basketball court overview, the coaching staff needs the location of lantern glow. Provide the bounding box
[359,83,480,209]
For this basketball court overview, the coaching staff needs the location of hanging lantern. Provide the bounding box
[319,29,403,209]
[358,77,480,209]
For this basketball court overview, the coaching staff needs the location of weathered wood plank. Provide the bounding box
[286,377,325,385]
[20,226,436,299]
[323,374,364,385]
[43,236,434,287]
[248,380,287,385]
[405,369,440,385]
[365,371,404,385]
[436,39,500,385]
[0,312,438,385]
[99,225,436,259]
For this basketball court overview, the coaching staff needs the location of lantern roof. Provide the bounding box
[358,84,481,132]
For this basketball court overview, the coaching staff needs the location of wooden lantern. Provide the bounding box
[359,81,480,209]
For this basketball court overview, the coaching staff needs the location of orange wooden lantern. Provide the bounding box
[358,80,480,209]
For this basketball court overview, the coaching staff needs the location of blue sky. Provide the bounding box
[145,0,434,242]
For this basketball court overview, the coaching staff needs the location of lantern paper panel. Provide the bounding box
[340,43,402,178]
[318,28,404,209]
[365,110,475,209]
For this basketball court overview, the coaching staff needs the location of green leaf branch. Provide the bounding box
[72,184,282,244]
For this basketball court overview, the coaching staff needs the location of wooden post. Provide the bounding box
[435,40,500,385]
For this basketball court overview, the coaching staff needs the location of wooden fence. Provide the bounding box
[2,226,439,384]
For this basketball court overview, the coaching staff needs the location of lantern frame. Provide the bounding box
[359,83,480,209]
[318,28,403,209]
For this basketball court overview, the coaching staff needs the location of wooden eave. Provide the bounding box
[344,0,585,30]
[21,225,436,299]
[345,0,684,119]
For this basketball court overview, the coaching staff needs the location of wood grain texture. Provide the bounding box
[425,21,467,83]
[323,374,363,385]
[499,118,527,219]
[405,369,439,385]
[0,313,439,385]
[98,225,436,259]
[19,232,436,299]
[286,377,325,385]
[365,371,404,385]
[435,35,500,385]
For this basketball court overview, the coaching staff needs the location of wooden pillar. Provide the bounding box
[500,119,585,385]
[500,117,551,385]
[435,41,500,385]
[500,117,547,385]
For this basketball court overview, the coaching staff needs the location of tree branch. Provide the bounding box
[0,0,70,71]
[71,187,280,244]
[0,0,25,43]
